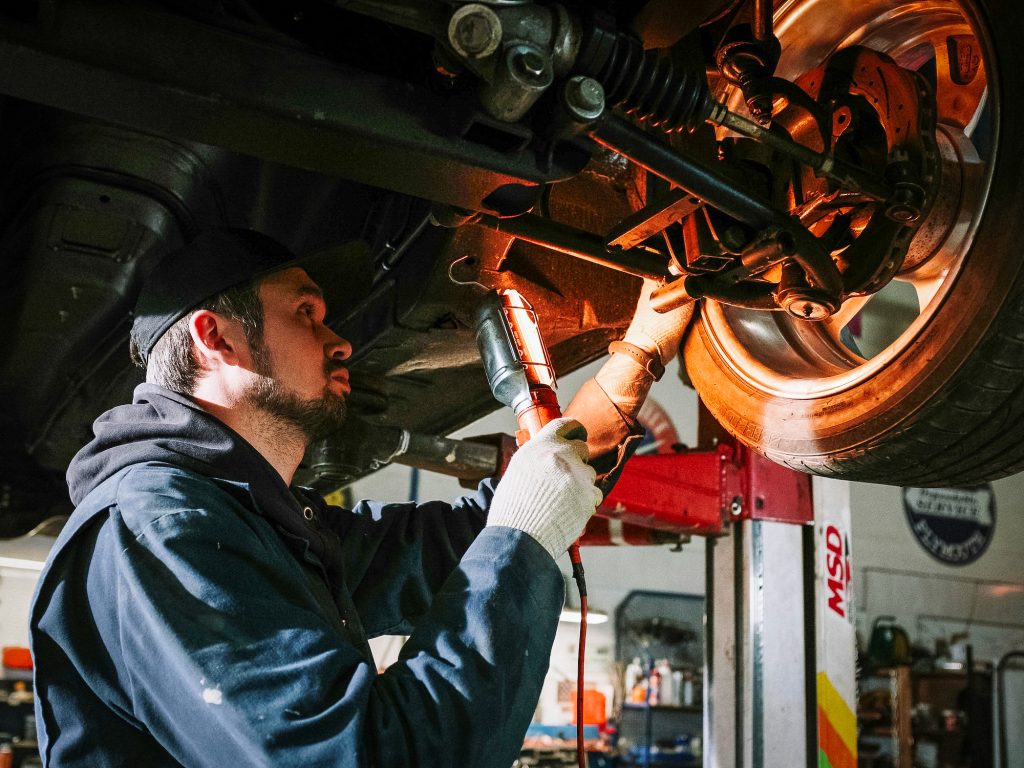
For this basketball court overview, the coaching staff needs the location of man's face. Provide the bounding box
[241,268,352,442]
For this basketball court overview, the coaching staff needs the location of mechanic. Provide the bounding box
[29,227,692,767]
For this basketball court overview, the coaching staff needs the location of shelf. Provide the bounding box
[858,666,913,767]
[914,728,965,738]
[623,703,701,714]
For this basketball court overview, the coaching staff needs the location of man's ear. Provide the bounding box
[188,310,244,368]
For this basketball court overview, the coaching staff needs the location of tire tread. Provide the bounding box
[794,286,1024,485]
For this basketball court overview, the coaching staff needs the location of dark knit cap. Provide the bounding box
[132,228,369,363]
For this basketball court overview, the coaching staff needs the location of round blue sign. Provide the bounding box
[902,485,995,566]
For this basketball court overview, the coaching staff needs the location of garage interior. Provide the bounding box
[1,0,1024,767]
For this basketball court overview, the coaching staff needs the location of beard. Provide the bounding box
[242,348,348,443]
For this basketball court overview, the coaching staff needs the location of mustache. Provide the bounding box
[324,359,348,376]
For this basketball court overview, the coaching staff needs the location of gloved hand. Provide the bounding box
[486,418,603,559]
[622,277,696,367]
[594,278,697,417]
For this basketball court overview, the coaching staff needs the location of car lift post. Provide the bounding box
[593,406,857,768]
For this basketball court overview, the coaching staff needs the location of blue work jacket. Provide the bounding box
[30,385,563,767]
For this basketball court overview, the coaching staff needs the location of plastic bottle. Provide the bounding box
[682,670,695,706]
[671,670,684,706]
[624,657,643,692]
[630,679,648,703]
[648,666,661,705]
[656,660,674,706]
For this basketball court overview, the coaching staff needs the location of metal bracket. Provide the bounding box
[596,438,813,538]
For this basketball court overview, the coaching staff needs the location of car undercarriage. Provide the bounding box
[2,0,1018,535]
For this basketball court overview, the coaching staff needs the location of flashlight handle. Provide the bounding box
[514,386,562,446]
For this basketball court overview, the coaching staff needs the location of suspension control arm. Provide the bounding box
[474,212,671,282]
[587,112,844,314]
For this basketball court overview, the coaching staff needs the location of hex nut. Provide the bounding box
[511,49,548,82]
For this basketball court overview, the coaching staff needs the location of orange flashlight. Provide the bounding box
[474,289,562,443]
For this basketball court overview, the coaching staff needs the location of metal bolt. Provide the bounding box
[563,75,605,121]
[456,15,492,54]
[730,496,743,517]
[787,299,832,320]
[885,186,923,223]
[567,77,603,110]
[887,205,918,223]
[777,283,839,321]
[721,225,748,252]
[512,49,547,81]
[448,4,502,60]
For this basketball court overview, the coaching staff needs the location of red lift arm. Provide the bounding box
[580,441,814,546]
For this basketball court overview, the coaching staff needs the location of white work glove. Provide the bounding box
[623,277,695,365]
[595,278,697,417]
[487,418,603,559]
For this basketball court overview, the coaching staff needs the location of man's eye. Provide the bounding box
[300,304,316,318]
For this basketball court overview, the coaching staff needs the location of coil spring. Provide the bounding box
[594,33,712,133]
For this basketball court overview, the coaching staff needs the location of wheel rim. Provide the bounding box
[703,0,995,400]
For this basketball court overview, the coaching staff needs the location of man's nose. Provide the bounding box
[323,325,352,361]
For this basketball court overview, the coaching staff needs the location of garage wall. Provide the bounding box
[850,477,1024,663]
[0,534,58,651]
[0,568,42,650]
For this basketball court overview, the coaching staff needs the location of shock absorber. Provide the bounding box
[573,16,713,133]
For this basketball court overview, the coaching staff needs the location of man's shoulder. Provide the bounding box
[103,462,253,538]
[116,461,231,496]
